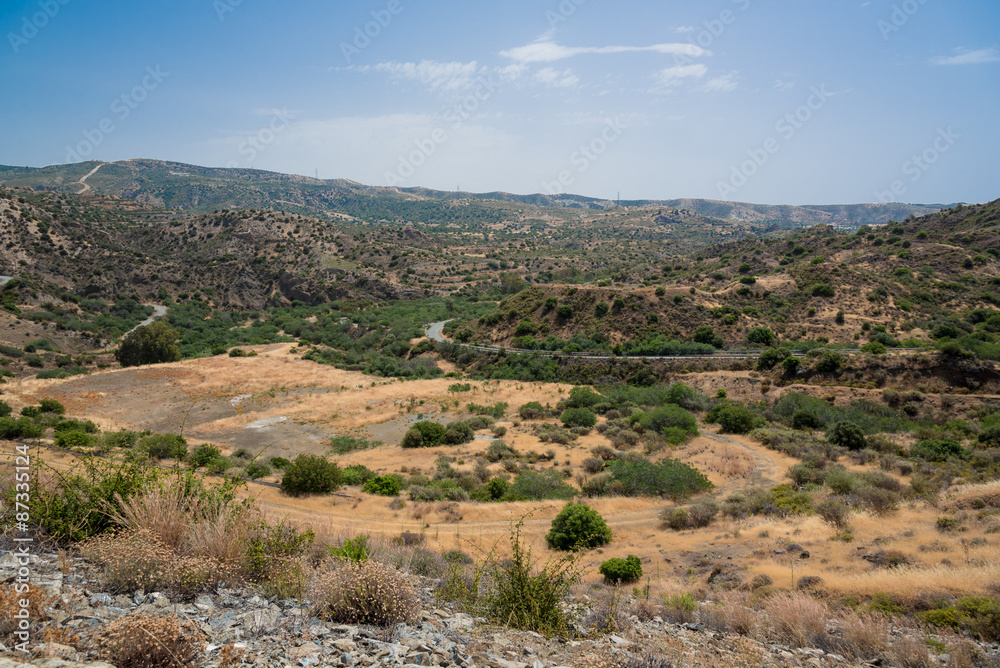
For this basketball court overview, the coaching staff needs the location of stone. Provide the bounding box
[194,593,215,610]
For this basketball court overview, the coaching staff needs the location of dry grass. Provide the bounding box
[0,584,53,642]
[95,612,205,668]
[702,590,759,637]
[762,592,829,648]
[110,482,195,551]
[830,610,890,660]
[945,479,1000,510]
[820,562,1000,602]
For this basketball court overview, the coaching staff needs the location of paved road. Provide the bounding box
[0,276,12,288]
[426,319,453,343]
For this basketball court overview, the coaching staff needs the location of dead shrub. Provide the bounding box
[585,590,631,634]
[763,592,829,648]
[109,482,193,551]
[82,529,232,594]
[96,612,204,668]
[631,597,659,622]
[308,560,419,626]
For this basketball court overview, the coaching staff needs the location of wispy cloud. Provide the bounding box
[534,67,580,88]
[501,38,708,63]
[655,64,708,85]
[675,26,695,33]
[701,72,739,93]
[354,60,481,90]
[930,48,1000,66]
[773,79,797,91]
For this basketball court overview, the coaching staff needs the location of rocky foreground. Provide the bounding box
[0,547,992,668]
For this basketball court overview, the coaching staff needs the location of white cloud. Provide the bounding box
[675,26,695,33]
[534,67,580,88]
[773,79,797,91]
[930,48,1000,66]
[501,38,708,63]
[656,64,708,85]
[701,72,739,93]
[358,60,481,90]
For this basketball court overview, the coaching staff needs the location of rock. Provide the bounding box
[609,635,629,645]
[194,593,215,610]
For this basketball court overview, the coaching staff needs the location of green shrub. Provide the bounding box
[860,341,887,355]
[518,401,547,420]
[757,347,791,371]
[328,435,378,454]
[560,407,596,428]
[911,439,969,462]
[604,458,713,499]
[0,401,10,418]
[486,477,510,500]
[245,462,271,480]
[545,503,612,551]
[811,284,835,298]
[401,421,447,448]
[827,421,867,451]
[54,430,93,450]
[270,457,291,470]
[769,484,813,515]
[599,555,642,584]
[342,464,375,486]
[327,535,371,563]
[115,321,182,367]
[38,399,65,415]
[444,421,475,445]
[0,417,43,439]
[816,351,844,373]
[955,596,1000,641]
[747,327,777,347]
[706,402,765,435]
[53,419,98,434]
[138,434,187,461]
[507,471,576,501]
[188,444,222,468]
[280,454,342,497]
[664,507,689,531]
[363,475,402,497]
[630,404,698,440]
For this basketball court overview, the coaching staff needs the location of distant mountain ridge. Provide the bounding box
[0,159,948,228]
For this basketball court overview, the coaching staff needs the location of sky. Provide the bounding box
[1,0,998,205]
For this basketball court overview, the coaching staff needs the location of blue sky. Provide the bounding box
[2,0,998,204]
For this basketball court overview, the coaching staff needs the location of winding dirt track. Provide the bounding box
[75,163,103,194]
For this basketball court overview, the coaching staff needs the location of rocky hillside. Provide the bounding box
[458,200,1000,350]
[3,545,983,668]
[0,188,423,310]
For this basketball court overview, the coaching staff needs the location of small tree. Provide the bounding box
[280,454,342,496]
[827,421,867,451]
[545,502,612,551]
[115,322,181,368]
[746,327,777,347]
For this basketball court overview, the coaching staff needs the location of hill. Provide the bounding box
[456,199,1000,353]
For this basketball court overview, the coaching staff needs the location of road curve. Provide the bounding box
[426,319,454,343]
[76,163,104,194]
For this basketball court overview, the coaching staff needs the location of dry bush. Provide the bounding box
[584,590,631,634]
[96,612,204,668]
[763,592,829,648]
[702,590,759,637]
[828,610,889,660]
[308,559,419,626]
[82,529,232,594]
[184,503,259,565]
[0,584,53,642]
[631,597,660,622]
[110,483,194,551]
